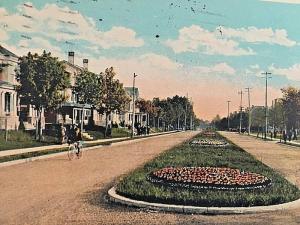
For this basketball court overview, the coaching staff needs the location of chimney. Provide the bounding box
[68,51,74,65]
[83,59,88,70]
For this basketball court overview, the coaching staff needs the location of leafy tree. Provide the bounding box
[269,99,285,131]
[16,51,70,140]
[136,98,158,126]
[281,87,300,130]
[75,70,101,130]
[151,95,196,131]
[97,67,130,137]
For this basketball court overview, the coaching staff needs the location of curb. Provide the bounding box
[108,187,300,215]
[0,131,181,168]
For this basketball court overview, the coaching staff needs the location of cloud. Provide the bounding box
[139,53,183,70]
[192,63,236,75]
[2,37,64,59]
[262,0,300,4]
[165,25,255,56]
[269,64,300,81]
[0,29,9,42]
[0,3,144,49]
[223,27,296,47]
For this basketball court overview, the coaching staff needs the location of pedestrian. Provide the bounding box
[283,130,287,144]
[60,124,66,144]
[288,130,292,142]
[293,129,297,140]
[270,131,273,140]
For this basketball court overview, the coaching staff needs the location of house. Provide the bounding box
[121,87,148,127]
[44,52,93,127]
[0,45,45,130]
[0,46,19,130]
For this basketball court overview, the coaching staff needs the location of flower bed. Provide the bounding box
[202,131,216,137]
[190,139,229,147]
[149,167,271,190]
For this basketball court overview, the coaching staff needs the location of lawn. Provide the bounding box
[0,131,52,151]
[87,128,130,140]
[116,132,300,207]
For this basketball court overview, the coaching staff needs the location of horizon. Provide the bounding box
[1,0,300,120]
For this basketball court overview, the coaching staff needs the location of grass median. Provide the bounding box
[116,132,300,207]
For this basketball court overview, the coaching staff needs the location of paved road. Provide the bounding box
[1,131,300,225]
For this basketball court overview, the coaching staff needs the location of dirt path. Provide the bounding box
[1,131,300,225]
[220,132,300,187]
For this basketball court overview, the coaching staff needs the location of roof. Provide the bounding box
[0,80,15,89]
[62,60,83,71]
[125,87,139,98]
[0,45,18,58]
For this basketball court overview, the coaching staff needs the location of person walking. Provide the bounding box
[283,130,287,144]
[288,130,292,142]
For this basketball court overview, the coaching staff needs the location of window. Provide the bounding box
[4,92,11,113]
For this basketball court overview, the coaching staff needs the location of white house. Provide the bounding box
[0,46,19,130]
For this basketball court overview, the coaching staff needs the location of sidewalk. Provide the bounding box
[0,131,178,158]
[239,132,300,148]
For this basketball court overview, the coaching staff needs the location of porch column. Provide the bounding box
[0,92,2,116]
[2,92,5,114]
[11,93,15,115]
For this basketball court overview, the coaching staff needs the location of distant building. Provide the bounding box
[121,87,148,127]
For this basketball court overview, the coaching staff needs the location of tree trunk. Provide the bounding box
[36,108,42,142]
[81,106,84,132]
[105,112,111,138]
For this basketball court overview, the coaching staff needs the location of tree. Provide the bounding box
[136,98,158,127]
[97,67,130,137]
[75,70,101,130]
[281,87,300,130]
[269,99,285,132]
[16,51,70,140]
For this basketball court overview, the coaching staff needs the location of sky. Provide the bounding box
[1,0,300,120]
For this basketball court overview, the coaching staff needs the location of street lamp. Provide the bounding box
[131,73,138,138]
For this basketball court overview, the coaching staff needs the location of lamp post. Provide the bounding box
[131,73,138,138]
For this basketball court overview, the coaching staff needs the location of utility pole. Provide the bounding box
[131,73,138,138]
[238,90,243,133]
[262,72,272,140]
[184,93,188,131]
[190,99,193,130]
[227,100,231,131]
[245,87,252,135]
